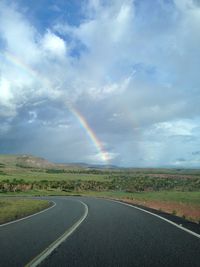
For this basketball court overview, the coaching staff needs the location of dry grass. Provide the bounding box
[118,198,200,223]
[0,198,50,224]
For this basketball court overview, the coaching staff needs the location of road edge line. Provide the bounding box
[0,201,56,227]
[109,199,200,239]
[25,200,88,267]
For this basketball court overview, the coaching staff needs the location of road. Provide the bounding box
[0,196,199,267]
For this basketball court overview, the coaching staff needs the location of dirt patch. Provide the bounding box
[117,198,200,223]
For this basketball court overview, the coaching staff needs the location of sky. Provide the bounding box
[0,0,200,167]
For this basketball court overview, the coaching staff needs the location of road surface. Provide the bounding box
[0,196,199,267]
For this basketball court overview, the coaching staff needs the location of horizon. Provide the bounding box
[1,152,200,170]
[0,0,200,167]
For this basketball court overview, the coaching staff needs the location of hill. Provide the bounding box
[0,154,54,169]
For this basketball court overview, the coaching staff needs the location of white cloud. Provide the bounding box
[87,151,118,164]
[41,31,67,58]
[154,120,197,136]
[0,77,16,117]
[0,2,40,65]
[0,78,13,106]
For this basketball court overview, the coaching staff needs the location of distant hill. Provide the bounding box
[0,154,117,170]
[16,155,55,169]
[59,162,120,170]
[0,154,55,169]
[1,154,200,174]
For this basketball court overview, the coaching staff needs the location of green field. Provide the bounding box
[0,171,108,182]
[0,198,50,224]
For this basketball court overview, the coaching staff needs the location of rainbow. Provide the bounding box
[2,52,51,88]
[1,51,110,163]
[68,105,110,163]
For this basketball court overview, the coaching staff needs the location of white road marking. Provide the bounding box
[26,200,88,267]
[110,199,200,239]
[0,201,56,227]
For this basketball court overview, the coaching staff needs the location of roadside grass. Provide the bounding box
[0,189,79,196]
[0,198,51,224]
[80,191,200,205]
[80,191,200,223]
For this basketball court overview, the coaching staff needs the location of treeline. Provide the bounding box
[111,176,200,192]
[0,176,200,193]
[0,179,113,192]
[0,179,33,192]
[45,168,116,175]
[15,167,115,175]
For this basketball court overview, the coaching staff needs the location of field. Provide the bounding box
[0,154,200,223]
[0,198,50,224]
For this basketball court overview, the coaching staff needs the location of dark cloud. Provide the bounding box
[192,151,200,155]
[176,158,186,162]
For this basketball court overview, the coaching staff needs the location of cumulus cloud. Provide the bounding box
[0,2,40,64]
[41,31,67,58]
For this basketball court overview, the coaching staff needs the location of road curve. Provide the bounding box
[0,196,200,267]
[0,197,86,267]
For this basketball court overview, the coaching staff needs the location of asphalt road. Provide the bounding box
[0,197,200,267]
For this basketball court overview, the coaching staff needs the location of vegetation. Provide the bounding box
[0,154,199,223]
[0,175,199,193]
[0,198,50,224]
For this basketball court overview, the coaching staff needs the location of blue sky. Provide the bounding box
[0,0,200,167]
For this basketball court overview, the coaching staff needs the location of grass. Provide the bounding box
[0,198,51,224]
[0,171,108,182]
[80,191,200,205]
[0,189,76,196]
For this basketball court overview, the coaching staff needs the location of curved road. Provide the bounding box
[0,196,199,267]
